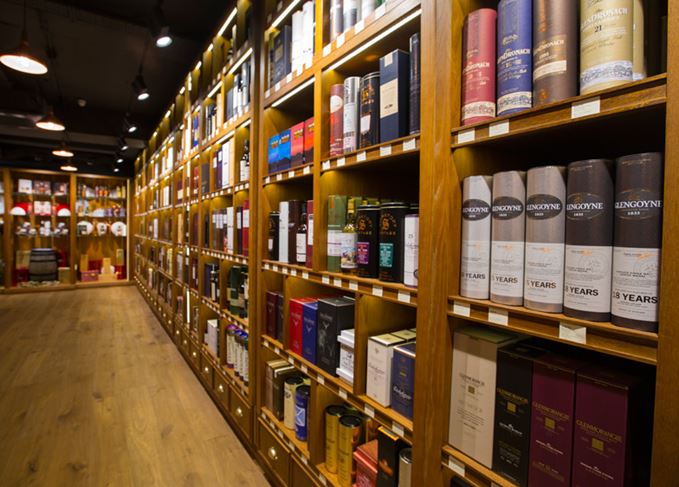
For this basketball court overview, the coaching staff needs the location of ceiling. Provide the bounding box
[0,0,233,177]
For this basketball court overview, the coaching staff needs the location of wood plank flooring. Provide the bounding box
[0,286,270,487]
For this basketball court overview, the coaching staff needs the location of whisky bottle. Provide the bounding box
[340,198,358,273]
[297,211,308,265]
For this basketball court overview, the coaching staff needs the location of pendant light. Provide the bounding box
[118,137,129,152]
[132,71,150,101]
[153,1,172,47]
[0,0,48,75]
[36,106,65,131]
[123,116,137,134]
[60,164,77,172]
[52,140,73,157]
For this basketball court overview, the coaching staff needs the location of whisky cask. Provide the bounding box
[532,0,578,106]
[461,9,497,125]
[497,0,533,116]
[612,152,663,331]
[461,175,493,299]
[524,166,566,313]
[490,170,526,305]
[580,0,633,95]
[564,159,614,321]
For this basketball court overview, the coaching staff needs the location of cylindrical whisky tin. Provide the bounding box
[496,0,533,116]
[580,0,633,95]
[461,175,493,299]
[268,211,279,260]
[379,202,408,283]
[359,72,380,148]
[356,204,380,278]
[564,159,614,321]
[325,405,347,473]
[330,0,343,41]
[403,213,419,287]
[612,152,663,332]
[242,332,249,385]
[235,330,244,378]
[343,76,361,153]
[337,414,363,487]
[294,385,311,441]
[343,0,359,31]
[490,170,526,306]
[398,447,413,487]
[533,0,578,106]
[524,166,566,313]
[330,84,345,156]
[226,325,236,368]
[361,0,375,20]
[284,375,305,430]
[632,0,646,80]
[461,8,497,125]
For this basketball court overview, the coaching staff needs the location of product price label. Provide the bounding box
[303,165,311,175]
[323,44,332,57]
[322,160,331,171]
[333,277,342,287]
[288,170,295,178]
[457,129,475,144]
[336,33,345,48]
[282,267,288,274]
[290,269,298,276]
[448,457,465,477]
[403,138,416,151]
[285,73,292,84]
[392,422,405,437]
[274,82,281,92]
[302,272,309,280]
[372,285,384,297]
[265,176,271,184]
[364,404,375,418]
[276,173,283,181]
[488,307,509,326]
[354,20,365,34]
[317,374,325,385]
[301,456,308,466]
[489,120,509,137]
[288,356,294,365]
[379,145,392,157]
[357,151,367,162]
[398,291,411,304]
[338,389,348,399]
[319,474,328,486]
[349,281,358,291]
[375,4,386,18]
[571,97,601,119]
[322,275,330,285]
[301,364,308,373]
[559,322,587,344]
[453,301,471,317]
[337,157,346,167]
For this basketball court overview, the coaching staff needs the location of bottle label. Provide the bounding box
[526,194,563,219]
[461,240,490,296]
[524,242,565,305]
[357,242,370,265]
[328,230,341,257]
[360,114,371,134]
[492,196,524,220]
[268,238,274,251]
[564,244,612,313]
[611,247,660,322]
[308,215,314,243]
[296,233,307,263]
[533,34,568,81]
[379,243,394,268]
[491,241,525,298]
[340,232,358,269]
[462,199,491,221]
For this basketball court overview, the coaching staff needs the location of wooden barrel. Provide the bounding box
[29,248,58,282]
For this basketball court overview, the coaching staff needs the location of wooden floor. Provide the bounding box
[0,287,270,487]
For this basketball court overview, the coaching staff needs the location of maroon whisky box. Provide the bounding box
[304,117,314,164]
[528,354,583,486]
[291,121,305,167]
[572,367,651,487]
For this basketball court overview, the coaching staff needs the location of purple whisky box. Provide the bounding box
[301,300,319,363]
[528,354,582,486]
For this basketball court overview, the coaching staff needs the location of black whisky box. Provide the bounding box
[317,297,355,376]
[273,25,292,84]
[379,49,410,143]
[377,426,408,487]
[266,291,279,338]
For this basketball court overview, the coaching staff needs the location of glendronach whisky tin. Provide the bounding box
[295,385,311,441]
[268,211,279,260]
[325,405,348,473]
[356,204,380,278]
[359,72,380,148]
[284,375,305,430]
[398,447,413,487]
[379,202,408,282]
[338,414,364,486]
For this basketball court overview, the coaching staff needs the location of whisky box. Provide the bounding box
[291,122,305,167]
[288,200,303,264]
[493,343,547,486]
[302,300,319,363]
[391,341,416,420]
[330,84,344,157]
[379,202,408,283]
[290,297,316,355]
[201,162,210,194]
[528,354,582,486]
[266,291,279,338]
[206,319,219,357]
[392,328,416,342]
[343,76,361,153]
[317,297,355,376]
[461,8,497,125]
[572,367,651,487]
[461,175,493,299]
[409,33,420,134]
[279,201,289,263]
[359,72,380,148]
[268,134,280,174]
[379,49,410,143]
[377,426,408,487]
[243,200,250,257]
[273,365,297,419]
[367,333,407,406]
[357,204,380,278]
[268,211,279,260]
[278,128,292,171]
[276,291,284,341]
[449,326,519,468]
[265,359,289,411]
[273,25,292,84]
[304,117,315,163]
[328,195,348,272]
[306,200,314,268]
[403,213,418,287]
[337,328,355,382]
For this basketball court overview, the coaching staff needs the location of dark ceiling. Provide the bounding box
[0,0,233,177]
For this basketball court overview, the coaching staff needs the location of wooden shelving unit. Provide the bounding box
[130,1,679,486]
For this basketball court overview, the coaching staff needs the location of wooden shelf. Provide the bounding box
[203,248,249,265]
[451,75,667,148]
[263,163,313,186]
[320,135,419,173]
[260,407,310,459]
[264,65,316,109]
[448,295,658,365]
[442,445,516,487]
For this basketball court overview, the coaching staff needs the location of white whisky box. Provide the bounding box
[366,333,407,406]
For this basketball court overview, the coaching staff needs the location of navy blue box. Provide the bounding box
[379,49,410,143]
[317,297,355,376]
[273,25,292,84]
[302,300,319,363]
[391,341,415,419]
[268,134,280,174]
[277,129,292,171]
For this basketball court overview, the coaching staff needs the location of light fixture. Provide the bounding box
[118,137,129,151]
[113,166,120,173]
[132,72,150,101]
[60,164,77,172]
[0,0,48,75]
[217,7,237,37]
[52,140,73,158]
[123,117,137,133]
[194,60,202,71]
[152,2,172,47]
[271,0,302,30]
[227,48,253,75]
[36,106,65,131]
[155,26,172,48]
[271,77,314,108]
[116,153,124,163]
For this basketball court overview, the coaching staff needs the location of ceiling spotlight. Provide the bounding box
[123,117,137,134]
[116,154,124,163]
[113,167,120,173]
[52,140,74,158]
[153,3,173,48]
[132,73,150,101]
[155,26,172,48]
[60,164,77,172]
[118,137,129,151]
[0,1,48,75]
[36,106,65,131]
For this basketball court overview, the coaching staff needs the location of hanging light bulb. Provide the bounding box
[52,140,74,157]
[153,2,172,48]
[132,73,150,101]
[0,0,48,75]
[36,106,65,131]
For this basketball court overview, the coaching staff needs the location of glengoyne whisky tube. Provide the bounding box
[564,159,614,321]
[533,0,578,106]
[330,83,345,156]
[379,202,408,283]
[496,0,533,116]
[490,171,526,305]
[580,0,633,95]
[524,166,566,313]
[612,152,663,332]
[330,0,343,41]
[461,8,497,125]
[325,405,347,473]
[359,72,380,148]
[356,204,380,278]
[633,0,647,80]
[338,414,363,486]
[461,175,493,299]
[343,76,361,153]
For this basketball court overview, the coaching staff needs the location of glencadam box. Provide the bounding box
[317,297,355,376]
[367,333,406,406]
[391,341,416,420]
[449,326,519,468]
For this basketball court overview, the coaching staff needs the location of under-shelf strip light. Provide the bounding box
[207,81,223,99]
[228,48,253,75]
[165,109,171,118]
[239,119,251,129]
[326,8,422,72]
[271,0,302,30]
[271,77,314,108]
[207,43,214,52]
[179,86,185,95]
[217,8,238,37]
[217,130,236,145]
[195,60,202,71]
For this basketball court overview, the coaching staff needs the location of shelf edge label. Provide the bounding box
[452,301,470,317]
[488,307,509,326]
[457,129,475,144]
[489,120,509,137]
[571,97,601,119]
[559,322,587,344]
